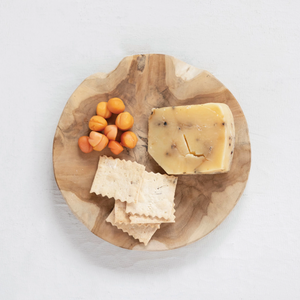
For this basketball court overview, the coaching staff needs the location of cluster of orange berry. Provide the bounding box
[78,98,137,155]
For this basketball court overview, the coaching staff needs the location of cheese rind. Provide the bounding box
[148,103,235,174]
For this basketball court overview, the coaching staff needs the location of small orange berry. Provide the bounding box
[93,135,108,151]
[104,125,118,141]
[88,131,102,147]
[120,131,138,149]
[108,141,123,155]
[115,112,134,131]
[78,136,93,153]
[88,131,108,151]
[107,98,125,114]
[89,115,107,131]
[97,102,112,119]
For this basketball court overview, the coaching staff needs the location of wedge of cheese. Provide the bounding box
[148,103,235,175]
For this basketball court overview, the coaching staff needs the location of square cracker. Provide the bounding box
[129,213,175,224]
[126,171,177,219]
[90,156,145,203]
[115,200,163,227]
[106,208,160,245]
[114,200,130,224]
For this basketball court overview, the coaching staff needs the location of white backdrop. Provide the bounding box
[1,0,300,299]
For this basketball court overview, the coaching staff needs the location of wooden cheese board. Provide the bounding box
[52,54,251,251]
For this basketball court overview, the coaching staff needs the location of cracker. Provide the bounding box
[129,213,175,224]
[114,200,130,224]
[90,156,145,203]
[115,200,161,227]
[126,171,177,219]
[106,208,160,245]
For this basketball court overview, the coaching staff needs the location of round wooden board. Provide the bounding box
[53,54,251,251]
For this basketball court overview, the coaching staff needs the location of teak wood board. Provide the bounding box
[53,54,251,251]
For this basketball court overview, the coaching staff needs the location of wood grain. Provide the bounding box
[52,54,251,251]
